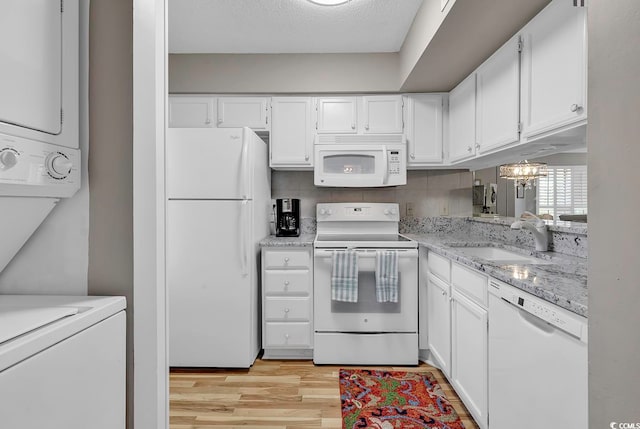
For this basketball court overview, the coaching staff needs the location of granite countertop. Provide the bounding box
[259,234,315,247]
[405,233,588,318]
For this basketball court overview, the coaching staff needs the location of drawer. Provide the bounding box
[264,322,311,348]
[264,270,311,295]
[429,251,451,283]
[451,262,488,307]
[264,250,310,269]
[264,297,311,321]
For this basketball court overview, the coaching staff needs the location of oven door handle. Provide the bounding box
[314,249,418,259]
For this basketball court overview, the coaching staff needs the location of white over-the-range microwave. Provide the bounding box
[314,134,407,187]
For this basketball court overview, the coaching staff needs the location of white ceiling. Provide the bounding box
[169,0,424,54]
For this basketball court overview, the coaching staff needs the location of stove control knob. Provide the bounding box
[46,152,73,180]
[384,209,390,215]
[320,208,327,215]
[390,208,397,215]
[0,149,18,170]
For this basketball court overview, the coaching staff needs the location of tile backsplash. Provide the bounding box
[271,170,473,219]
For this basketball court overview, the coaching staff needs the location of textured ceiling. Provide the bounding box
[169,0,424,54]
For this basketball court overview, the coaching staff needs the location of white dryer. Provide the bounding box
[0,295,126,429]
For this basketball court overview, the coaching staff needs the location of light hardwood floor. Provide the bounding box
[170,359,479,429]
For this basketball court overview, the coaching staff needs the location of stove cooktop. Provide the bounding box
[314,234,417,248]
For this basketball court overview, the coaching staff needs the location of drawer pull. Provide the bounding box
[284,257,290,264]
[284,308,290,313]
[285,334,290,339]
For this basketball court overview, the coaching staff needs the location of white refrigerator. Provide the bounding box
[166,127,271,367]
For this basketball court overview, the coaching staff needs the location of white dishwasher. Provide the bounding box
[488,280,587,429]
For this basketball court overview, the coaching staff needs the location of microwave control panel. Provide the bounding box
[388,150,401,175]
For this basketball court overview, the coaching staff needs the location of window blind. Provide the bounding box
[536,166,587,217]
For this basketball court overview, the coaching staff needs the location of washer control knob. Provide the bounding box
[46,152,73,180]
[0,149,18,170]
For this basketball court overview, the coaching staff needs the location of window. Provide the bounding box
[537,166,587,218]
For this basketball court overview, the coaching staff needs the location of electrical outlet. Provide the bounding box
[406,202,414,217]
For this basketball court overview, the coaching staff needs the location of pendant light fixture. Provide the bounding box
[307,0,350,5]
[499,160,548,196]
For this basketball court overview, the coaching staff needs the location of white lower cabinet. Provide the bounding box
[451,290,488,429]
[427,272,451,377]
[425,250,488,429]
[261,247,313,359]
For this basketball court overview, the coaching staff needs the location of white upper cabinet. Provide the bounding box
[448,74,477,163]
[217,97,270,130]
[520,0,587,139]
[475,35,521,154]
[361,95,404,134]
[168,96,215,128]
[316,97,358,133]
[405,94,444,166]
[270,97,314,168]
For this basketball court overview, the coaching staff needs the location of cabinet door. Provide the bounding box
[427,273,451,376]
[361,95,404,134]
[451,290,488,429]
[520,0,587,139]
[448,74,476,163]
[317,97,357,133]
[168,96,215,128]
[270,97,314,167]
[217,97,269,129]
[406,94,444,166]
[476,35,521,154]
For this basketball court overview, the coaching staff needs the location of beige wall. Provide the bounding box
[169,53,399,94]
[588,0,640,426]
[88,0,134,427]
[272,170,473,219]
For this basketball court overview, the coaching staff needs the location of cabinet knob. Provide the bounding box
[284,308,290,313]
[475,143,481,149]
[305,155,309,161]
[217,118,223,124]
[441,290,446,296]
[365,125,369,130]
[351,123,356,130]
[284,280,290,286]
[285,334,290,339]
[467,146,473,153]
[205,119,211,125]
[284,257,290,263]
[410,153,415,159]
[570,104,581,113]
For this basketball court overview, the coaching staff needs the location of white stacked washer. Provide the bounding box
[313,203,418,365]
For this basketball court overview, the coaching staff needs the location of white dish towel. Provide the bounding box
[331,250,359,302]
[375,250,399,303]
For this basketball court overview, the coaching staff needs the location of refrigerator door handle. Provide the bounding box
[240,200,249,277]
[241,131,249,199]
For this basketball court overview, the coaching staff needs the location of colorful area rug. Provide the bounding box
[339,369,466,429]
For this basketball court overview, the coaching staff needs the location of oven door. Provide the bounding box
[314,144,406,187]
[313,248,418,333]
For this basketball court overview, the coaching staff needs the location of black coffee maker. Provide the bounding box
[276,198,300,237]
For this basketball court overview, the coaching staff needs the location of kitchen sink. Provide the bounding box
[453,246,552,265]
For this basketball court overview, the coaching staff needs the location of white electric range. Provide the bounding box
[313,203,419,365]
